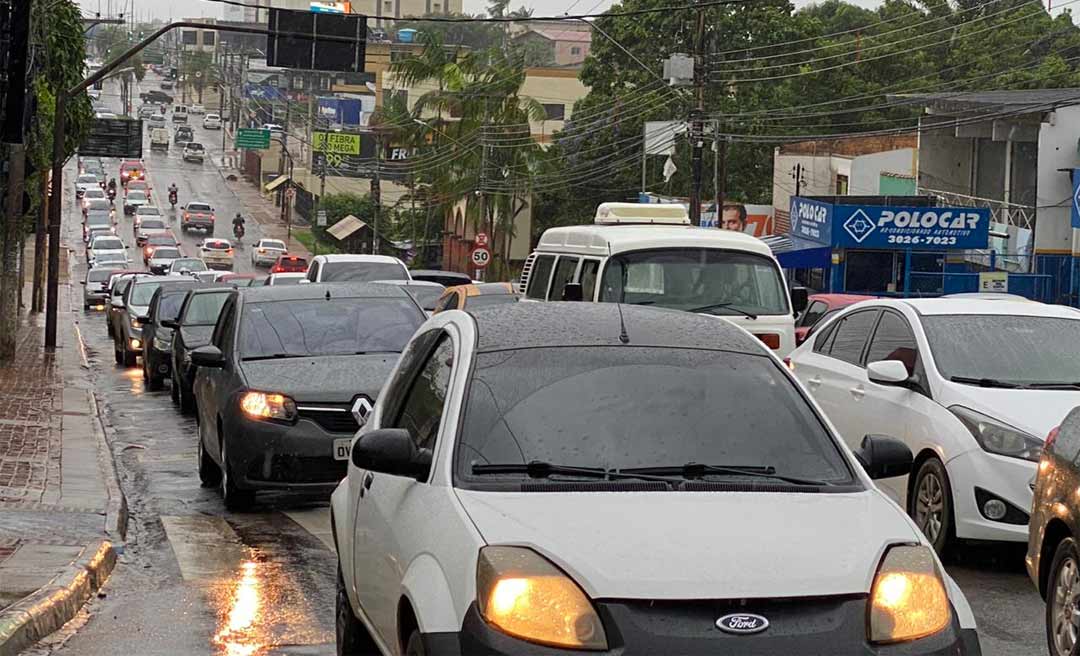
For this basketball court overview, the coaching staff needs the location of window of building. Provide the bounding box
[542,103,565,121]
[384,0,393,11]
[571,46,581,55]
[202,31,216,46]
[835,174,849,195]
[181,30,198,45]
[433,2,441,10]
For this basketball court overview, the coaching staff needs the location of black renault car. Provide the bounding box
[191,283,425,510]
[142,286,200,390]
[166,286,233,412]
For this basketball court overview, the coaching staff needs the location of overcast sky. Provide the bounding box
[76,0,887,21]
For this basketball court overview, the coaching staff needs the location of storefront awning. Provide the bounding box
[264,175,290,192]
[761,235,832,269]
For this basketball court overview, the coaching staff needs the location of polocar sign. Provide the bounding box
[790,197,990,251]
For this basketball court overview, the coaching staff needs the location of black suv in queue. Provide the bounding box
[167,286,233,412]
[142,286,201,390]
[191,283,425,510]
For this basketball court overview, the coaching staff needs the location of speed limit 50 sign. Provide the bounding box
[470,247,491,268]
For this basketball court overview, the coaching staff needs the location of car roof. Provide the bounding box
[469,302,764,354]
[868,297,1080,319]
[314,254,403,264]
[536,224,774,258]
[240,282,414,303]
[187,285,233,297]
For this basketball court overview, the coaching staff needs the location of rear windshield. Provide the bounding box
[171,258,207,271]
[269,275,303,286]
[127,191,146,201]
[182,292,230,326]
[87,199,110,210]
[188,203,212,212]
[240,298,423,359]
[456,347,853,488]
[93,238,123,250]
[78,175,98,184]
[141,219,166,230]
[152,248,181,259]
[88,269,114,282]
[261,240,286,250]
[186,143,204,151]
[203,241,230,250]
[321,262,407,283]
[138,207,161,215]
[87,213,111,226]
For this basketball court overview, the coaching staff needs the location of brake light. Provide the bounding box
[754,333,781,350]
[227,249,234,255]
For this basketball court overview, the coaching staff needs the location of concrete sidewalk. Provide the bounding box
[0,269,126,655]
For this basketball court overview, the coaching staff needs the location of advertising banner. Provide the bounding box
[1072,168,1080,229]
[789,197,833,245]
[830,204,990,250]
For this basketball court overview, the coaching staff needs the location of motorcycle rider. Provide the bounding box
[167,183,178,206]
[232,212,246,239]
[106,177,117,202]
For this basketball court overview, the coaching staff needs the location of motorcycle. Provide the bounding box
[168,190,177,208]
[107,187,116,203]
[233,223,245,241]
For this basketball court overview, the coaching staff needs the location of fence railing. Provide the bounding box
[918,187,1035,231]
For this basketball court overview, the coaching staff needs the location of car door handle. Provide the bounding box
[850,385,866,400]
[363,472,374,490]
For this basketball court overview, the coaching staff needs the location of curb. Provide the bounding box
[0,540,116,656]
[68,262,128,543]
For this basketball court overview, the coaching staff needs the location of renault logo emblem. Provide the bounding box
[351,397,373,426]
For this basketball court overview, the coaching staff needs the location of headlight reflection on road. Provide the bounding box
[212,561,263,656]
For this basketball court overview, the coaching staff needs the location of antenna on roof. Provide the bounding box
[608,241,630,344]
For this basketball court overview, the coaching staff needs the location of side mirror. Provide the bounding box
[190,345,225,368]
[790,287,809,314]
[854,434,913,480]
[79,280,86,285]
[161,319,179,329]
[351,427,431,481]
[867,360,911,386]
[561,282,583,302]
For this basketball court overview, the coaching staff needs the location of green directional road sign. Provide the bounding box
[235,128,271,150]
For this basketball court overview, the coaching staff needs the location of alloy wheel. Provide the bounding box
[914,469,945,544]
[1053,556,1080,655]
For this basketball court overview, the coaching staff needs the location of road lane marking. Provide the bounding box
[161,514,248,581]
[283,509,335,552]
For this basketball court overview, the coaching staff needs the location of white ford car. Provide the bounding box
[788,297,1080,553]
[331,303,980,656]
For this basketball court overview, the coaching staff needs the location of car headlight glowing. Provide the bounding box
[950,406,1042,462]
[130,317,141,329]
[868,545,951,644]
[239,391,297,422]
[476,546,607,650]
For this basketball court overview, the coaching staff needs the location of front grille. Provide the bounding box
[251,455,346,484]
[298,405,359,434]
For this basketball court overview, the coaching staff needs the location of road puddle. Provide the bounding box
[213,561,263,656]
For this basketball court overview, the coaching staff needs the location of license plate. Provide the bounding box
[333,438,352,461]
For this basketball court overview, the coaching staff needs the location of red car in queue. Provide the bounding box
[269,254,308,274]
[794,293,876,345]
[119,160,145,186]
[142,233,180,264]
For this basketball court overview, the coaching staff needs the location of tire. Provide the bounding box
[170,370,181,403]
[122,340,137,367]
[1047,537,1080,656]
[336,564,379,656]
[197,427,222,487]
[113,337,123,365]
[178,377,195,413]
[145,357,163,391]
[221,434,255,512]
[909,457,954,556]
[404,631,425,656]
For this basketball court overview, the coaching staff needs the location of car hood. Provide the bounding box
[239,353,398,403]
[178,325,215,350]
[942,384,1080,439]
[455,489,919,599]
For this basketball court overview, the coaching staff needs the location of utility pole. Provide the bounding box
[792,163,804,197]
[689,6,706,227]
[372,130,382,255]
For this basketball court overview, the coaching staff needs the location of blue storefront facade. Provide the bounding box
[773,196,1057,302]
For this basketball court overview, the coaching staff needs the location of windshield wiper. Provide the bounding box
[1024,381,1080,390]
[242,353,309,362]
[620,463,833,486]
[949,376,1022,389]
[471,461,680,485]
[687,303,758,319]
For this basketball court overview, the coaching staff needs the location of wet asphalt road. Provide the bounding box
[30,73,1048,655]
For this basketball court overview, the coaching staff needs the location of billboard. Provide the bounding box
[790,197,990,250]
[79,118,142,158]
[267,8,366,73]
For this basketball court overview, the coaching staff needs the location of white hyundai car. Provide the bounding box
[251,238,287,267]
[332,303,981,656]
[788,297,1080,553]
[200,238,234,270]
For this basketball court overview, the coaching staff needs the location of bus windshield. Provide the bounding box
[598,248,789,316]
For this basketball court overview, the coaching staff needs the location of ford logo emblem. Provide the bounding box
[716,613,770,635]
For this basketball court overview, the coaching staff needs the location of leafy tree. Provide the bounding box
[180,50,219,104]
